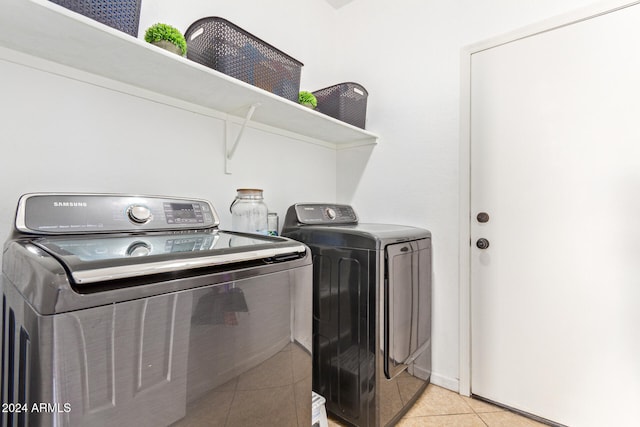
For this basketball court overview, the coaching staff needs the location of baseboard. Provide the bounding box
[429,372,460,393]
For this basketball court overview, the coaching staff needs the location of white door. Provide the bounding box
[470,4,640,426]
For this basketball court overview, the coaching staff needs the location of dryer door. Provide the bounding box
[384,239,431,379]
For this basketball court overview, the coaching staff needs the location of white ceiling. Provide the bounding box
[325,0,354,9]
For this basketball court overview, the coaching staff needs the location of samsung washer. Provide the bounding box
[1,193,312,427]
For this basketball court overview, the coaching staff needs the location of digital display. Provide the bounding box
[164,202,204,224]
[171,203,196,219]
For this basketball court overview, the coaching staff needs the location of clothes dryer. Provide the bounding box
[282,203,431,427]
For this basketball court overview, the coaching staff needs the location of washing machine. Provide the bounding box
[282,203,432,427]
[1,193,312,427]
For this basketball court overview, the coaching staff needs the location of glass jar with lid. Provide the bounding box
[230,188,269,235]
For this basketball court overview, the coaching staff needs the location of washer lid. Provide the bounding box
[32,230,306,285]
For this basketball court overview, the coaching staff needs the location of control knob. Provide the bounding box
[127,205,152,224]
[325,207,337,220]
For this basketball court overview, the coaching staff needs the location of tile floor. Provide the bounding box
[328,384,547,427]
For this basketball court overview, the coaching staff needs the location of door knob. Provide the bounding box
[477,212,490,223]
[476,238,490,250]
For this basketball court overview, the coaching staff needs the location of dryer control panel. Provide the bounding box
[288,203,358,225]
[15,193,220,234]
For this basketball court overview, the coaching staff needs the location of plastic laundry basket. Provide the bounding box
[312,82,368,129]
[312,392,328,427]
[185,17,303,102]
[48,0,142,36]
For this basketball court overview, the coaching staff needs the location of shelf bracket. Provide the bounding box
[225,103,260,174]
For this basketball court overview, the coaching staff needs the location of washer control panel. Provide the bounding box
[293,203,358,225]
[15,193,220,234]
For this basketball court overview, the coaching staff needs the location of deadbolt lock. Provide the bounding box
[477,212,490,223]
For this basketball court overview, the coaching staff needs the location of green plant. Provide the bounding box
[298,91,317,108]
[144,23,187,56]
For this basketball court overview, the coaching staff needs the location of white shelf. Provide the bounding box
[0,0,378,148]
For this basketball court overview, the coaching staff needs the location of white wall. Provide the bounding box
[0,53,337,240]
[0,0,602,392]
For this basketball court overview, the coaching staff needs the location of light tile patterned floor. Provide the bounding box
[328,384,547,427]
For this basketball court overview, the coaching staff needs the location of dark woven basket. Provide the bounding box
[185,17,303,102]
[313,83,368,129]
[48,0,142,37]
